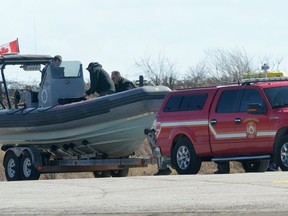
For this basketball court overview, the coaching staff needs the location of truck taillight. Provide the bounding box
[153,121,161,138]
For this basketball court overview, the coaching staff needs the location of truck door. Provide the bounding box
[209,88,243,155]
[209,87,273,156]
[235,88,273,154]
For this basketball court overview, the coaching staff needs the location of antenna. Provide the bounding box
[33,18,37,54]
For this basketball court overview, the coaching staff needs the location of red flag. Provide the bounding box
[0,39,20,56]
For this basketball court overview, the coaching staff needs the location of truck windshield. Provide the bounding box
[51,61,82,78]
[264,86,288,108]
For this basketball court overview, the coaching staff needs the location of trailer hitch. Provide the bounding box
[144,128,171,175]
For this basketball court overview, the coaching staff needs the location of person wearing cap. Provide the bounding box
[53,55,62,64]
[40,55,62,86]
[85,62,115,97]
[111,71,135,92]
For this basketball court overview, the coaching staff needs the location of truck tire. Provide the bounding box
[110,168,129,177]
[93,170,111,178]
[20,151,40,180]
[241,160,269,172]
[172,138,201,175]
[4,151,21,181]
[274,135,288,171]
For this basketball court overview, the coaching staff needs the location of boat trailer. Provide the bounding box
[2,128,170,181]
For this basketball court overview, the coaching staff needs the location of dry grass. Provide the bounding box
[0,141,244,181]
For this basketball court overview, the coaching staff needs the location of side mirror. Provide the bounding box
[247,103,267,114]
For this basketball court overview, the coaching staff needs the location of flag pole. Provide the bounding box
[16,38,20,53]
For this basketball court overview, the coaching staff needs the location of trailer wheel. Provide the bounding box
[172,138,201,175]
[241,160,269,172]
[110,168,129,177]
[4,151,21,181]
[20,151,40,180]
[93,170,111,178]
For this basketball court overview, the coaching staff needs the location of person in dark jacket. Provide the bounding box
[85,62,115,96]
[111,71,135,92]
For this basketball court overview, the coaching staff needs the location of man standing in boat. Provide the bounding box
[111,71,135,92]
[84,62,115,97]
[40,55,62,86]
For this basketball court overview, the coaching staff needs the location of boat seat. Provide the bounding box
[18,90,39,108]
[30,91,39,103]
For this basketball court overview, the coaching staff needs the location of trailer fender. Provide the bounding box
[4,147,43,170]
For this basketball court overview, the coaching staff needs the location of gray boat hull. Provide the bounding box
[0,86,170,158]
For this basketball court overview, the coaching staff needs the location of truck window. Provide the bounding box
[179,94,207,111]
[239,89,266,112]
[264,86,288,108]
[164,95,182,111]
[164,94,207,112]
[216,89,242,113]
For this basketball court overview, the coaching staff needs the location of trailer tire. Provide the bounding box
[93,170,111,178]
[20,151,40,180]
[4,151,21,181]
[241,160,269,172]
[172,138,201,175]
[110,168,129,177]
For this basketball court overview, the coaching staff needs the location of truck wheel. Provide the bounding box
[241,160,269,172]
[93,170,111,178]
[274,136,288,171]
[4,151,21,181]
[172,138,201,175]
[110,168,129,177]
[20,151,40,180]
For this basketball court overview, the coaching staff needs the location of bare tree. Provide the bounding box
[204,47,254,83]
[184,62,210,87]
[135,48,284,89]
[135,53,179,88]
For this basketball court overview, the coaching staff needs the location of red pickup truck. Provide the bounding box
[153,78,288,174]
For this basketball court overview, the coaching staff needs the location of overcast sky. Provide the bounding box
[1,0,288,83]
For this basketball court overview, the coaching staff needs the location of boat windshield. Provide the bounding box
[264,86,288,109]
[51,61,82,78]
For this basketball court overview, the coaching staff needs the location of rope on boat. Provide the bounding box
[36,105,58,113]
[6,108,24,115]
[4,104,58,118]
[20,107,38,115]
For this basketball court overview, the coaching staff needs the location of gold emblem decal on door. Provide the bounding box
[244,118,259,138]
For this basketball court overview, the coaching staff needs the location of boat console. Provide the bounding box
[37,60,85,107]
[0,54,86,109]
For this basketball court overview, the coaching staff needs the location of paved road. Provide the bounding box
[0,172,287,215]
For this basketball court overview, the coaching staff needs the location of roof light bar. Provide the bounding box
[242,77,288,83]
